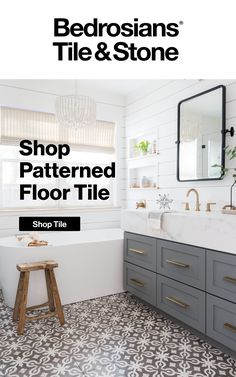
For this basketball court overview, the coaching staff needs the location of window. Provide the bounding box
[179,140,197,179]
[0,107,116,209]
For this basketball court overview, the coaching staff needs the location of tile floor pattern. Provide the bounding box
[0,291,236,377]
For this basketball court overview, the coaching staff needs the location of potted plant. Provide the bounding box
[135,140,150,156]
[213,146,236,211]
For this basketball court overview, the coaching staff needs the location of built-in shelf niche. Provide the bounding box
[128,133,158,159]
[129,166,157,189]
[127,130,159,190]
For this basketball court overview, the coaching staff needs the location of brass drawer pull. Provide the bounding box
[166,259,190,268]
[128,248,146,255]
[223,276,236,284]
[129,278,144,287]
[165,296,190,309]
[224,322,236,333]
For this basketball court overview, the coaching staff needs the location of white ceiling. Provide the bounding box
[0,79,155,98]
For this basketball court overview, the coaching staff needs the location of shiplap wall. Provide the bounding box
[124,80,236,211]
[0,81,126,237]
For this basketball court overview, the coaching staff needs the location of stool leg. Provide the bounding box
[13,272,24,322]
[18,271,30,335]
[45,269,55,312]
[49,269,65,325]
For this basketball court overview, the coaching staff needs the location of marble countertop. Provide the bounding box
[121,210,236,255]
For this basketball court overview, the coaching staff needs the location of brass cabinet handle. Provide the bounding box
[166,259,190,268]
[223,276,236,284]
[128,248,146,255]
[165,296,190,309]
[129,278,144,287]
[224,322,236,333]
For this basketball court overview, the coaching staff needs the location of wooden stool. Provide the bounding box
[13,260,65,335]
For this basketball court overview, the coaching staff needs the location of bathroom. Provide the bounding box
[0,79,236,376]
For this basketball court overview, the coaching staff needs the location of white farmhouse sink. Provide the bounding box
[121,210,149,235]
[121,209,236,254]
[121,209,164,236]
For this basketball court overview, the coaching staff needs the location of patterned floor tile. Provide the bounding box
[0,291,235,377]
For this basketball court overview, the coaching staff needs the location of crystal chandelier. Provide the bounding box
[55,81,96,129]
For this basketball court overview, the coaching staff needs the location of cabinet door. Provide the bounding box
[157,240,205,290]
[206,250,236,303]
[206,294,236,352]
[124,262,156,306]
[124,232,157,272]
[157,275,205,333]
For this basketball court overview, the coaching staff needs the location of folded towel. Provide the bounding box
[148,211,163,220]
[147,211,163,233]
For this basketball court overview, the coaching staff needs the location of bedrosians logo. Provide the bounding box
[53,18,183,62]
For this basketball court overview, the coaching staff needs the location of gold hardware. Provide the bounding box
[186,188,201,211]
[182,202,190,211]
[222,204,236,210]
[166,259,190,268]
[224,322,236,333]
[165,296,190,309]
[223,276,236,284]
[136,200,146,209]
[128,248,145,255]
[129,278,144,287]
[206,202,216,212]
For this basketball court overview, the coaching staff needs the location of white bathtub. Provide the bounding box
[0,228,124,308]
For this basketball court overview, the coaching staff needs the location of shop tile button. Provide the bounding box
[19,217,81,231]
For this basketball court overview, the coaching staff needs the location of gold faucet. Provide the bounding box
[186,188,201,211]
[136,199,146,209]
[206,202,216,212]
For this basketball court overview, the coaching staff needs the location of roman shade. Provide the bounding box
[0,107,115,153]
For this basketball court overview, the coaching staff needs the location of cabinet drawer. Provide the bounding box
[157,275,205,333]
[124,262,156,306]
[124,232,156,272]
[206,250,236,303]
[157,240,205,290]
[207,294,236,351]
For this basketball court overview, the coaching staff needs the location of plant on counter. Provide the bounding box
[135,140,150,155]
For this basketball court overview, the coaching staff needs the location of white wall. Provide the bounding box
[125,79,236,211]
[0,80,126,236]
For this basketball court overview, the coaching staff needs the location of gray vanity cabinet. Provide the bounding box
[124,262,156,306]
[124,231,236,354]
[207,294,236,351]
[157,275,205,332]
[124,232,157,305]
[124,232,157,272]
[206,250,236,303]
[157,240,205,290]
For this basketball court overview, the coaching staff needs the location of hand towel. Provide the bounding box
[147,211,164,233]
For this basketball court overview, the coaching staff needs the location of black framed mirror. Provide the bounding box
[177,85,226,182]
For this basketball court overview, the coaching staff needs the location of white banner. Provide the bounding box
[0,0,235,78]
